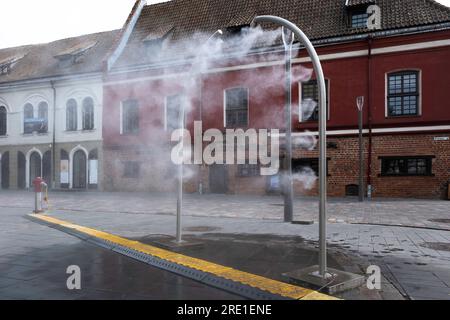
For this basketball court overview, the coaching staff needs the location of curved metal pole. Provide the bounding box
[282,27,294,223]
[252,15,328,278]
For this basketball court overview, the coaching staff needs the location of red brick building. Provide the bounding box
[102,0,450,199]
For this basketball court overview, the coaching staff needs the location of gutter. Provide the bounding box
[51,81,57,189]
[367,36,373,190]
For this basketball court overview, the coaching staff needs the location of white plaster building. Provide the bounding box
[0,30,118,190]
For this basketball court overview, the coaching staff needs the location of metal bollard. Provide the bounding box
[32,177,47,213]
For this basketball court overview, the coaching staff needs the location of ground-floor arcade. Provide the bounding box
[0,141,103,191]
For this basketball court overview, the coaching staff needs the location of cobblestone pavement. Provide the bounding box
[1,190,449,230]
[0,207,241,300]
[1,190,450,300]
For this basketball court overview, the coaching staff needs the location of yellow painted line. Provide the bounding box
[29,213,339,300]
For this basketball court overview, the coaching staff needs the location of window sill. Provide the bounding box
[385,115,421,119]
[65,130,96,134]
[378,174,435,178]
[22,132,49,137]
[0,135,8,139]
[120,132,140,136]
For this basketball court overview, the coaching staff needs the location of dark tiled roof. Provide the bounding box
[0,30,119,84]
[113,0,450,69]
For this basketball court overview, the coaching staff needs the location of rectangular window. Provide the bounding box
[237,164,260,177]
[122,99,139,135]
[293,158,319,176]
[293,158,330,176]
[380,156,433,176]
[387,71,419,117]
[165,95,184,131]
[351,12,369,28]
[300,80,329,122]
[225,88,249,128]
[123,161,140,178]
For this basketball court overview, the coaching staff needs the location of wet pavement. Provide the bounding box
[0,208,241,300]
[1,190,449,230]
[136,233,396,300]
[1,190,450,300]
[38,207,450,300]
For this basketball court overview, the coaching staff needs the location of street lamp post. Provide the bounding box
[176,100,186,244]
[282,27,294,223]
[357,96,365,202]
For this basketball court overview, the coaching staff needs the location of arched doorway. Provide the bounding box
[29,151,42,188]
[17,152,26,189]
[73,150,87,189]
[1,151,10,189]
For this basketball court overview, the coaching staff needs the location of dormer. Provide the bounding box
[142,25,174,58]
[0,54,25,76]
[54,40,97,68]
[345,0,376,29]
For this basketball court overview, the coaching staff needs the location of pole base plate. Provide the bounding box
[151,237,204,250]
[283,265,365,295]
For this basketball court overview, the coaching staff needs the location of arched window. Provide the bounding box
[38,102,48,133]
[0,106,6,136]
[66,99,78,131]
[82,97,94,130]
[24,103,34,134]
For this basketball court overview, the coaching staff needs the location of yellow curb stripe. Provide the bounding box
[29,213,339,300]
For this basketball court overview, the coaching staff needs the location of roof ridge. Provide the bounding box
[0,29,120,53]
[426,0,450,13]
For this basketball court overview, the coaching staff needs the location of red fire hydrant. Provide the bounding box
[33,177,47,213]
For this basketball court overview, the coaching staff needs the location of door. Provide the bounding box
[209,164,228,194]
[73,150,87,189]
[1,152,9,189]
[29,152,41,188]
[17,152,26,189]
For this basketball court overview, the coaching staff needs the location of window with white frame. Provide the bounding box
[225,87,248,128]
[387,71,419,117]
[66,99,78,131]
[122,99,139,135]
[300,80,329,122]
[23,103,35,134]
[37,102,48,133]
[351,12,369,28]
[165,94,184,131]
[82,97,95,131]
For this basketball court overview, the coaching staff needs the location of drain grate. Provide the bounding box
[183,226,221,232]
[428,218,450,224]
[420,242,450,252]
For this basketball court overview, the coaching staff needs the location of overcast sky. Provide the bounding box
[0,0,449,49]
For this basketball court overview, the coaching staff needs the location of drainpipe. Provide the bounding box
[366,35,373,197]
[51,81,57,189]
